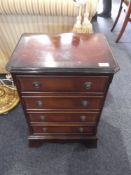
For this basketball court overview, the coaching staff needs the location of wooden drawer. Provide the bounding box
[17,75,109,93]
[31,126,96,135]
[23,96,103,110]
[28,112,99,123]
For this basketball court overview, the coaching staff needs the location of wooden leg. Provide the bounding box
[111,0,123,32]
[82,138,97,148]
[29,139,44,147]
[115,6,131,42]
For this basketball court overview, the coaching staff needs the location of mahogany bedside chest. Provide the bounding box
[6,33,119,147]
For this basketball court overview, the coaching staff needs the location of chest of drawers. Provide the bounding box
[6,33,119,147]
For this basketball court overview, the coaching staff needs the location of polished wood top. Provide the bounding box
[6,33,119,74]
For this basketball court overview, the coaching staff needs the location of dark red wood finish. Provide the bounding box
[23,96,103,110]
[28,112,99,123]
[16,75,109,93]
[31,126,95,135]
[6,33,119,147]
[6,33,119,74]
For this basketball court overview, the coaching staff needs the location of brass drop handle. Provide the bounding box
[33,81,41,88]
[84,82,92,90]
[79,127,84,133]
[81,100,89,108]
[40,115,45,121]
[80,115,86,121]
[42,127,47,132]
[37,100,43,108]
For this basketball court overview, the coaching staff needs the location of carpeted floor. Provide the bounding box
[0,1,131,174]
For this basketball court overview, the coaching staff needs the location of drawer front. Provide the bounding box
[17,76,109,93]
[23,96,103,110]
[28,112,99,123]
[31,126,96,134]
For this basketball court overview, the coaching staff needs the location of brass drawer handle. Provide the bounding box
[42,127,47,132]
[37,100,43,108]
[81,100,89,108]
[79,127,84,133]
[32,81,41,88]
[80,115,86,121]
[40,115,45,121]
[84,82,92,90]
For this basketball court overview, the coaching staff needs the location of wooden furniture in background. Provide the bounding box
[111,0,131,42]
[6,33,119,147]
